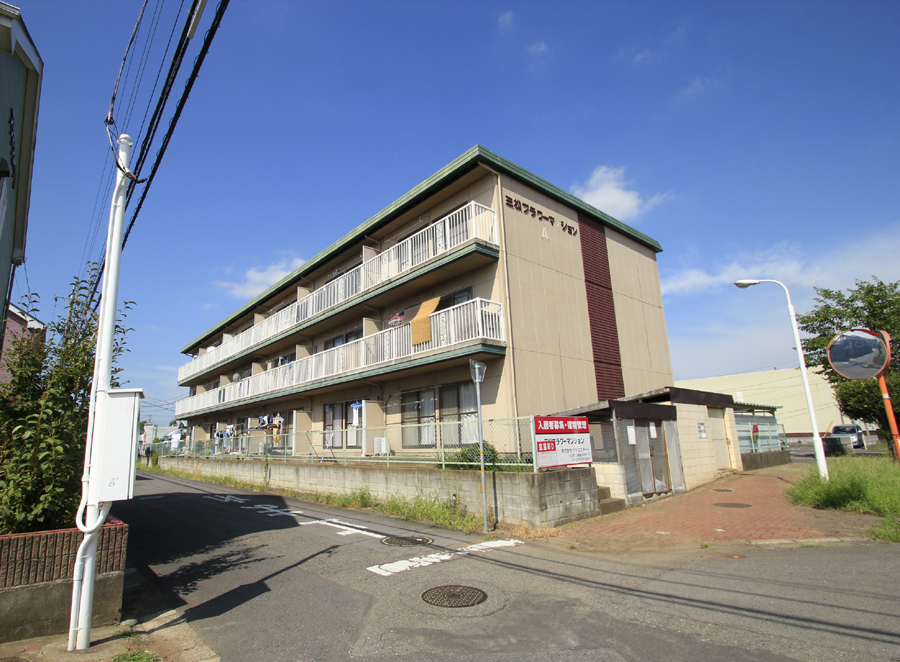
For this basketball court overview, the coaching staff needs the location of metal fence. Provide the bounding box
[735,420,787,453]
[147,417,538,470]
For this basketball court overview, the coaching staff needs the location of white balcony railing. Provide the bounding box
[175,297,505,417]
[179,202,497,383]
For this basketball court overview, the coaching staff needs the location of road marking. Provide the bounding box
[299,518,385,539]
[240,503,297,517]
[367,539,524,577]
[204,495,249,504]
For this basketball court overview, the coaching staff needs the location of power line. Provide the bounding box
[89,0,230,301]
[121,0,230,248]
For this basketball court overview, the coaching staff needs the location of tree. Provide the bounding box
[797,277,899,437]
[0,268,131,534]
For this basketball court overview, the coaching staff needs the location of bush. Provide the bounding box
[446,441,499,470]
[0,269,131,534]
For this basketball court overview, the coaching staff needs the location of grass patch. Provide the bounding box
[142,465,484,533]
[786,456,900,541]
[113,652,158,662]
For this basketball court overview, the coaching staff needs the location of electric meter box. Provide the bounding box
[87,388,143,504]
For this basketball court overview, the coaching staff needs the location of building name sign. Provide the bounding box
[505,195,578,236]
[533,416,592,469]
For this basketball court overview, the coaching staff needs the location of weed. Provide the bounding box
[700,542,709,548]
[786,456,900,541]
[112,652,158,662]
[144,466,483,533]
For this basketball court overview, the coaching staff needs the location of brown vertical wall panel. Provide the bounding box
[578,213,625,400]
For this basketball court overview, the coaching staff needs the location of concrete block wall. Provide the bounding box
[592,463,627,499]
[675,404,720,490]
[161,458,599,528]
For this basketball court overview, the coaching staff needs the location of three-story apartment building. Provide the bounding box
[175,146,673,456]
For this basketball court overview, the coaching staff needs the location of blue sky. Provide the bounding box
[15,0,900,423]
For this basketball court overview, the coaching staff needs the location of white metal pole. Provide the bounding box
[774,280,829,480]
[71,134,133,650]
[475,378,489,534]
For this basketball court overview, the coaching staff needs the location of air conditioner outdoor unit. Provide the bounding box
[373,437,387,455]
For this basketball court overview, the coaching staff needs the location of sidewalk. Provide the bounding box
[551,462,884,556]
[0,572,219,662]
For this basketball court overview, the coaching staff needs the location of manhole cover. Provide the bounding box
[712,488,735,493]
[713,503,752,508]
[381,535,433,546]
[422,585,488,608]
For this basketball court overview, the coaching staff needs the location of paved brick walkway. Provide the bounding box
[556,463,882,555]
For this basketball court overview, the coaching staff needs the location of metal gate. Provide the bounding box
[620,419,671,497]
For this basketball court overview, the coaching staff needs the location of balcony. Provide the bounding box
[175,297,505,418]
[179,201,498,384]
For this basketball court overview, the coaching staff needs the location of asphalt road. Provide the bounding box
[113,471,900,662]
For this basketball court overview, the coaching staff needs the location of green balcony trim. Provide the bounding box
[182,342,507,419]
[182,145,661,352]
[178,242,500,385]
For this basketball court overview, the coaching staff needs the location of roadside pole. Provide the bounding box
[470,360,489,534]
[68,135,134,651]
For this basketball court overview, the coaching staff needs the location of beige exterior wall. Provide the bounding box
[675,404,739,491]
[497,175,596,417]
[605,228,673,395]
[676,368,843,435]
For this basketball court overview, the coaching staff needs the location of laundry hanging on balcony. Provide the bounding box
[410,297,440,345]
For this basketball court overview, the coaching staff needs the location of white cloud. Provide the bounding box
[526,41,548,55]
[212,256,305,299]
[498,11,513,34]
[632,50,651,65]
[661,229,900,297]
[571,166,671,221]
[202,302,217,311]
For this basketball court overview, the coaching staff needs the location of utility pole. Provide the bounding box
[68,135,143,650]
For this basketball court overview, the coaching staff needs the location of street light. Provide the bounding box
[470,359,489,533]
[734,279,829,480]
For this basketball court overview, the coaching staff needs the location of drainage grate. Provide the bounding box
[713,503,752,508]
[422,585,488,608]
[712,488,735,493]
[381,535,433,547]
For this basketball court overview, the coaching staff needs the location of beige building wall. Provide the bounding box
[605,228,673,395]
[676,368,843,435]
[675,404,738,491]
[497,175,597,417]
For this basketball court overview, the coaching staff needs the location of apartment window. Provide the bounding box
[436,288,472,311]
[324,400,363,448]
[401,388,436,448]
[440,382,478,447]
[324,329,361,350]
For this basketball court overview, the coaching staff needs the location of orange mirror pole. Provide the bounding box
[876,331,900,461]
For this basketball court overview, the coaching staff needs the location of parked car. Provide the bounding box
[824,425,865,451]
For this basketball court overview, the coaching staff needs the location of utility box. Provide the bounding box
[87,388,144,504]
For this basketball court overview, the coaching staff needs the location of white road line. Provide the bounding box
[203,495,249,504]
[299,518,386,539]
[367,539,524,577]
[240,503,297,517]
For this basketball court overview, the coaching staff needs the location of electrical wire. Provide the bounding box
[106,0,150,126]
[121,0,166,132]
[121,0,231,250]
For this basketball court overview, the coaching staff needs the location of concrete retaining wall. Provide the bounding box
[159,457,599,529]
[740,450,792,471]
[0,518,128,643]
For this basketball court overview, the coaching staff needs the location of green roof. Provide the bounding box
[182,145,663,353]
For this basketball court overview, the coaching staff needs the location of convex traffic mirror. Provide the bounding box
[827,329,889,380]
